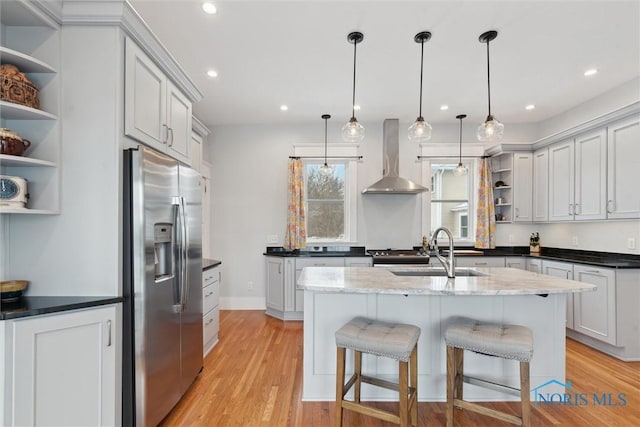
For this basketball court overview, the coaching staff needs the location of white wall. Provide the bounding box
[205,119,538,307]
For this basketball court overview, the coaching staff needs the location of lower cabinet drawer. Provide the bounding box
[203,306,219,347]
[203,282,219,314]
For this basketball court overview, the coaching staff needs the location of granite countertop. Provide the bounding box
[297,266,595,296]
[203,258,222,270]
[0,296,124,320]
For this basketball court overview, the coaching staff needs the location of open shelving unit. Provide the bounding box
[491,153,513,223]
[1,0,60,214]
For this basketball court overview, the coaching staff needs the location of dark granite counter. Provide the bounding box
[264,246,368,258]
[1,296,124,320]
[203,258,222,270]
[449,246,640,269]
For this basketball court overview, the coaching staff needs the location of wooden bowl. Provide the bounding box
[0,280,28,302]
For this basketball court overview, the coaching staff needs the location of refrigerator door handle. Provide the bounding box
[171,197,183,313]
[179,196,189,311]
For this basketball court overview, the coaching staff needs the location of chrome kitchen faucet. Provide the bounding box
[431,227,455,278]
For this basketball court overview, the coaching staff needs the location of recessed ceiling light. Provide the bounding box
[584,68,598,77]
[440,105,449,111]
[353,104,361,111]
[202,2,217,15]
[280,105,288,111]
[206,69,218,78]
[525,104,535,110]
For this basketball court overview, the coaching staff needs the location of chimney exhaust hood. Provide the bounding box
[362,119,428,194]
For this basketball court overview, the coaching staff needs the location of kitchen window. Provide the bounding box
[294,144,359,244]
[425,159,476,243]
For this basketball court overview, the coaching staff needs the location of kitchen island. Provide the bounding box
[298,266,595,402]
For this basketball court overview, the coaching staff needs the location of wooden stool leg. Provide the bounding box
[410,346,418,426]
[520,361,531,427]
[354,350,362,403]
[455,347,464,401]
[446,345,455,427]
[399,360,409,427]
[336,346,346,427]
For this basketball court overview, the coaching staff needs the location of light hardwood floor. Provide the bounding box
[160,310,640,426]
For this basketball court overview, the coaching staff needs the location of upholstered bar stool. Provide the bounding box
[335,317,421,427]
[444,318,533,427]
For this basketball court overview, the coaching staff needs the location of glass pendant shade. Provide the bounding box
[454,162,467,176]
[342,117,365,142]
[408,117,432,143]
[477,115,504,142]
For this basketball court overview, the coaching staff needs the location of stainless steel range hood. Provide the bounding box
[362,119,428,194]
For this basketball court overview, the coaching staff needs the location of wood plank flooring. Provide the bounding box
[159,310,640,426]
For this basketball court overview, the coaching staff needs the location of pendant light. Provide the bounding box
[454,114,467,176]
[408,31,433,143]
[477,30,504,142]
[342,32,365,142]
[322,114,331,174]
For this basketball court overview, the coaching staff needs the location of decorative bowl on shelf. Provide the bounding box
[0,127,32,156]
[0,280,28,302]
[495,180,505,187]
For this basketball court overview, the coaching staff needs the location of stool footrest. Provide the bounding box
[454,399,524,426]
[463,375,521,397]
[361,375,400,392]
[342,401,401,424]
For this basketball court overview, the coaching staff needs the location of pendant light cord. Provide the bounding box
[486,40,492,117]
[458,117,463,161]
[324,117,328,166]
[419,38,425,118]
[351,40,357,119]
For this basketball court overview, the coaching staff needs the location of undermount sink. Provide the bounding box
[391,268,488,277]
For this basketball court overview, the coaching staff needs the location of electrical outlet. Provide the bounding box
[628,238,637,250]
[508,234,515,243]
[267,234,278,244]
[572,236,579,246]
[248,281,254,290]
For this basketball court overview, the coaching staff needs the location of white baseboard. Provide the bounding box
[220,297,266,310]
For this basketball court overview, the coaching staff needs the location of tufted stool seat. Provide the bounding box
[445,318,533,427]
[335,317,421,427]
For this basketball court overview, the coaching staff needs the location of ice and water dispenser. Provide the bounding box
[154,223,174,281]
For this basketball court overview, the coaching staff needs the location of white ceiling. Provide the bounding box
[130,0,640,130]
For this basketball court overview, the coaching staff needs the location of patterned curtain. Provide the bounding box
[475,158,496,248]
[284,158,307,250]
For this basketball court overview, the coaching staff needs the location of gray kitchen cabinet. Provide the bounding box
[505,257,526,270]
[3,305,119,427]
[526,258,542,274]
[455,256,505,268]
[266,257,285,315]
[265,256,371,320]
[607,115,640,219]
[125,38,192,165]
[573,265,617,346]
[513,153,533,222]
[548,129,607,221]
[542,260,574,329]
[532,148,549,222]
[203,265,220,357]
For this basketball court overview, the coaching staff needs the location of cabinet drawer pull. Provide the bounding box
[582,269,601,274]
[107,320,112,347]
[607,200,614,213]
[574,203,580,215]
[475,262,488,266]
[167,127,174,147]
[205,318,214,326]
[205,291,214,297]
[162,124,169,144]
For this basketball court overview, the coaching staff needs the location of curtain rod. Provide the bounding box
[289,155,363,160]
[417,155,489,159]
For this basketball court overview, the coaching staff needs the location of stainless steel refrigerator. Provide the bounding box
[123,146,203,427]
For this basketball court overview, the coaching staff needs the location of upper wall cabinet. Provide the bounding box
[0,1,61,214]
[124,38,192,165]
[549,129,607,221]
[532,148,549,222]
[606,116,640,219]
[512,153,533,222]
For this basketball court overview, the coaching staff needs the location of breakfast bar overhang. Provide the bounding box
[297,266,595,402]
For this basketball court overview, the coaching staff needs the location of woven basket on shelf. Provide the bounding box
[1,64,40,109]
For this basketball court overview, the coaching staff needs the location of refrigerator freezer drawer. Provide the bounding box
[203,281,219,314]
